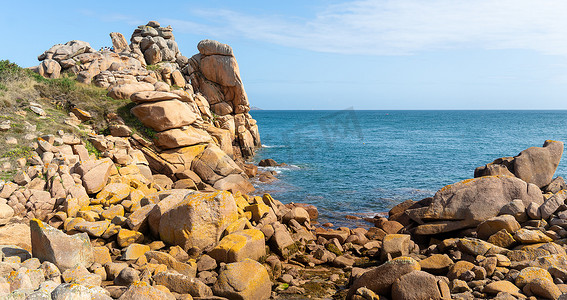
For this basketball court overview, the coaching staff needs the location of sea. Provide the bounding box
[248,110,567,227]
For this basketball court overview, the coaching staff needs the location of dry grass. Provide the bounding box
[0,60,40,108]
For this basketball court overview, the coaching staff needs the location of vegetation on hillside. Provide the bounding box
[0,60,154,181]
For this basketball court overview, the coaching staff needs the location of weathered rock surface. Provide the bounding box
[475,140,563,188]
[30,219,93,272]
[131,100,197,132]
[118,281,175,300]
[158,191,238,251]
[154,127,211,149]
[191,144,243,184]
[514,140,563,188]
[347,257,421,299]
[212,259,271,300]
[208,228,265,263]
[391,270,442,300]
[409,176,543,234]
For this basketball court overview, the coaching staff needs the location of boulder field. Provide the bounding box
[0,20,567,300]
[2,139,567,299]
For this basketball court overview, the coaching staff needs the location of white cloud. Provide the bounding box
[165,0,567,56]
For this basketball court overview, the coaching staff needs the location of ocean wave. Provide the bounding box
[258,164,301,173]
[261,144,287,148]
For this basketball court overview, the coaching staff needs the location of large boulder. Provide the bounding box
[130,91,181,103]
[30,219,93,272]
[514,140,563,188]
[476,214,521,240]
[118,281,175,300]
[145,251,197,277]
[142,144,206,177]
[204,125,234,157]
[154,127,211,150]
[76,158,114,194]
[51,283,109,300]
[474,162,515,178]
[109,32,129,53]
[391,270,443,300]
[158,191,238,251]
[38,59,61,79]
[153,272,212,297]
[539,190,567,219]
[144,44,162,65]
[200,55,241,87]
[408,176,543,235]
[208,229,265,263]
[191,144,243,184]
[108,82,155,100]
[347,257,421,299]
[0,221,32,252]
[197,39,233,56]
[0,203,14,225]
[212,259,271,300]
[475,141,563,188]
[147,189,195,237]
[131,100,197,132]
[213,174,255,194]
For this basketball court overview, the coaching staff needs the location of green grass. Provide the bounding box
[145,64,160,71]
[1,145,34,159]
[0,170,17,182]
[83,137,101,158]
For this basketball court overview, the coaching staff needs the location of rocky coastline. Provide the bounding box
[0,21,567,300]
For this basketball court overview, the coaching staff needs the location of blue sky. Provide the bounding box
[2,0,567,110]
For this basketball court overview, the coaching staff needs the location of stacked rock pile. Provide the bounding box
[35,40,148,85]
[0,141,325,299]
[183,39,260,158]
[129,22,179,66]
[32,21,261,197]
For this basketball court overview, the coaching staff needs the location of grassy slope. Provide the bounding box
[0,60,153,181]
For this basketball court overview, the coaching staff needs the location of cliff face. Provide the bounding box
[33,21,261,193]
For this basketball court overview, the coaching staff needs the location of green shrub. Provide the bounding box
[0,60,27,81]
[83,139,101,158]
[146,64,160,71]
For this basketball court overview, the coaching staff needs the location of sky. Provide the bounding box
[2,0,567,110]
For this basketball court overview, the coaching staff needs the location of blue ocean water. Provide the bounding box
[249,110,567,226]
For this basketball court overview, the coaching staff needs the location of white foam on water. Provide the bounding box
[258,164,301,173]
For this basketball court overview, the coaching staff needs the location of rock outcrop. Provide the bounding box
[407,176,543,234]
[158,191,238,252]
[33,20,261,197]
[475,140,563,188]
[184,39,261,158]
[30,219,93,272]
